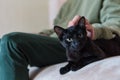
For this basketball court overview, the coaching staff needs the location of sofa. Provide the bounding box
[29,56,120,80]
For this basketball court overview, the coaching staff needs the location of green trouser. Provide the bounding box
[0,32,66,80]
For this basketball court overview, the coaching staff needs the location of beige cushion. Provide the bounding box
[30,56,120,80]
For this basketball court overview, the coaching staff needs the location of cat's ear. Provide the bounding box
[54,26,65,36]
[78,16,86,28]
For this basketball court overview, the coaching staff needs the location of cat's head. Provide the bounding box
[54,16,87,52]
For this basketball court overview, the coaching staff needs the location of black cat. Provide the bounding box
[54,16,120,75]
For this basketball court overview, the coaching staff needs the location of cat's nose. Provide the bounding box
[71,42,78,49]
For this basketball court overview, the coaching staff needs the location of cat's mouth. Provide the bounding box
[68,49,80,54]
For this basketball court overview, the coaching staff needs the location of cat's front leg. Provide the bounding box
[71,56,101,71]
[60,61,72,75]
[70,62,83,71]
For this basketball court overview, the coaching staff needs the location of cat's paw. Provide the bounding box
[60,67,70,75]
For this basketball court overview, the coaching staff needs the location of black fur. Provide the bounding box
[54,16,120,75]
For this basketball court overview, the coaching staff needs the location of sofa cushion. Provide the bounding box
[32,56,120,80]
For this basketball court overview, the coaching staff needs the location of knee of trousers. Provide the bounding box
[0,32,28,64]
[1,32,22,47]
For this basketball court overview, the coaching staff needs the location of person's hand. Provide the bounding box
[68,15,95,40]
[85,18,95,40]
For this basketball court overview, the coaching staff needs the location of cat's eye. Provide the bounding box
[66,38,73,42]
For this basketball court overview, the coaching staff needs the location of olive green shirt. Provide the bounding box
[54,0,120,39]
[42,0,120,40]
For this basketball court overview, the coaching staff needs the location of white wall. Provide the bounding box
[0,0,49,37]
[0,0,67,37]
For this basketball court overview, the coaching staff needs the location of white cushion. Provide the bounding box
[31,56,120,80]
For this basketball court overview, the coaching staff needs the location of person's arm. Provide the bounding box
[92,0,120,40]
[39,29,54,36]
